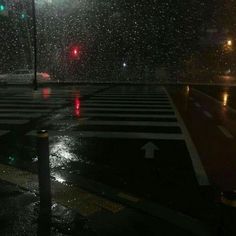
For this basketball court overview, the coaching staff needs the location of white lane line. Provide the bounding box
[58,120,180,127]
[0,130,9,136]
[165,88,209,186]
[82,103,172,108]
[27,130,184,140]
[85,100,170,104]
[0,120,29,125]
[81,108,173,112]
[218,126,234,139]
[0,113,41,118]
[193,88,236,114]
[0,109,51,113]
[203,111,213,119]
[81,113,176,118]
[195,102,201,108]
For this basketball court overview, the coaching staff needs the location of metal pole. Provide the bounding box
[37,130,51,214]
[32,0,38,90]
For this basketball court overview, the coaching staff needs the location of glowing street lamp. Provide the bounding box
[227,40,232,47]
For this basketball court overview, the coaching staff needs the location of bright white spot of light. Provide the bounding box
[123,62,127,67]
[227,40,232,46]
[223,92,229,106]
[54,174,66,183]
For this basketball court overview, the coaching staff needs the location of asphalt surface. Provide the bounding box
[172,85,236,191]
[0,84,229,235]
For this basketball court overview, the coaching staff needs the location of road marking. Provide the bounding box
[0,100,66,105]
[0,109,51,113]
[81,113,175,118]
[193,88,236,114]
[203,111,213,119]
[218,126,234,139]
[81,107,173,112]
[85,100,170,104]
[27,130,185,140]
[141,142,159,159]
[82,103,172,108]
[59,120,180,127]
[0,104,62,108]
[195,102,201,108]
[117,192,140,202]
[89,98,169,102]
[92,96,169,100]
[0,130,9,136]
[0,113,41,118]
[95,94,167,98]
[165,89,209,186]
[0,163,123,216]
[0,120,29,125]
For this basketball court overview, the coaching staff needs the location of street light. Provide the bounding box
[227,40,232,47]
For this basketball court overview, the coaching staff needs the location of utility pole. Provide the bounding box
[32,0,38,90]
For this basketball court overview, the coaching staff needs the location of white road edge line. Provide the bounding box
[165,88,210,186]
[217,126,234,139]
[0,130,9,136]
[203,111,213,119]
[192,88,236,114]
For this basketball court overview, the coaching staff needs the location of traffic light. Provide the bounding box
[70,45,82,60]
[0,0,5,12]
[0,4,4,11]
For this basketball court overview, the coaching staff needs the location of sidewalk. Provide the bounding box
[0,178,220,236]
[0,179,91,236]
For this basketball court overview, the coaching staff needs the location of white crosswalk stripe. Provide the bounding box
[37,86,181,140]
[0,85,106,134]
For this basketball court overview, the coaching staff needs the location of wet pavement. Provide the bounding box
[170,85,236,191]
[194,85,236,110]
[0,84,230,235]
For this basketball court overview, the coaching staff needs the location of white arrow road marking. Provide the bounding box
[141,142,159,159]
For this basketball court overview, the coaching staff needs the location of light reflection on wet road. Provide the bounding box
[0,85,217,219]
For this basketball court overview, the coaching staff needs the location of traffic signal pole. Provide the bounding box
[32,0,38,90]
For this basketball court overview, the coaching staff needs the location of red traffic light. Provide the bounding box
[70,45,81,60]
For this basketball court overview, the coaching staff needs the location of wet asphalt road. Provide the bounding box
[194,85,236,109]
[0,84,218,222]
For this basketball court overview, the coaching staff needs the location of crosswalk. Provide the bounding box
[33,86,183,139]
[0,85,106,135]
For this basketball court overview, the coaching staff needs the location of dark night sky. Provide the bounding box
[0,0,225,73]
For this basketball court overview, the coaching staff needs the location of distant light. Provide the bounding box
[21,13,26,19]
[73,49,78,55]
[0,5,5,11]
[70,45,81,60]
[42,88,51,99]
[186,85,190,94]
[227,40,232,46]
[74,97,80,117]
[223,92,229,106]
[123,62,127,68]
